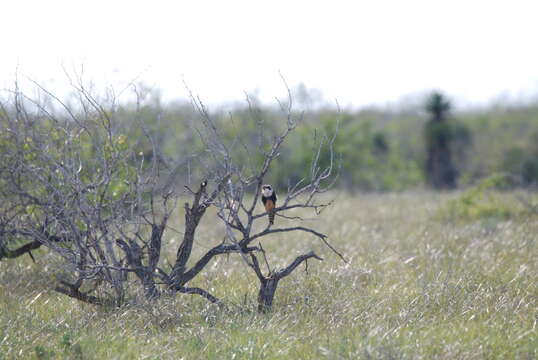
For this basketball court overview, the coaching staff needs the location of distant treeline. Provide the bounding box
[3,89,537,192]
[111,92,538,191]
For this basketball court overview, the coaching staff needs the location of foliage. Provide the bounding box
[501,132,538,186]
[438,175,524,221]
[66,88,538,193]
[459,105,538,185]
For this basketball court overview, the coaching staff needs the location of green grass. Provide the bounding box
[1,192,536,359]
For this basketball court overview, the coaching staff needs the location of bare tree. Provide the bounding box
[173,85,345,311]
[0,76,174,305]
[0,76,342,312]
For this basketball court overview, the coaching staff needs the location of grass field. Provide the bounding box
[1,191,536,359]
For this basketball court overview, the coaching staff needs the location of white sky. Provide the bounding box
[2,0,538,108]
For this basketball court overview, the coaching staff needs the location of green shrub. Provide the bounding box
[439,174,517,221]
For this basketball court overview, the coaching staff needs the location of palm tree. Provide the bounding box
[424,91,457,189]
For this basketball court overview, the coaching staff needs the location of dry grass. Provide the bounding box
[1,191,536,359]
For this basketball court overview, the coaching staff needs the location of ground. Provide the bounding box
[0,191,536,359]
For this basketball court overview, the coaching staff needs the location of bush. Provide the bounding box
[439,174,518,221]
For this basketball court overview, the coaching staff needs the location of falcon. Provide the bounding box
[261,184,277,225]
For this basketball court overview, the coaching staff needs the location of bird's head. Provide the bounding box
[261,184,273,197]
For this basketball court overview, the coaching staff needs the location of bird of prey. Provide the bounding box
[261,184,277,225]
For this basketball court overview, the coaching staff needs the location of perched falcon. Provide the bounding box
[261,184,277,225]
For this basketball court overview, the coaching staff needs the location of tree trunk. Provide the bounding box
[142,274,160,300]
[257,278,279,313]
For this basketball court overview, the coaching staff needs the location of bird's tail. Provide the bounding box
[268,210,275,225]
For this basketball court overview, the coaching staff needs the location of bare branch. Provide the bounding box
[274,251,323,280]
[0,239,42,261]
[243,226,328,246]
[54,280,115,307]
[179,244,259,286]
[248,252,267,282]
[178,286,224,307]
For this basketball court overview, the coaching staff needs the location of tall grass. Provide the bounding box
[1,192,536,359]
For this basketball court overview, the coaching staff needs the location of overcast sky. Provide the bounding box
[2,0,538,108]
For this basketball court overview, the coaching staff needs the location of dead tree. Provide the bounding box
[0,76,175,305]
[0,75,342,312]
[177,85,345,311]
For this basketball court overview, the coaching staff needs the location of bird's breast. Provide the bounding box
[264,199,275,211]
